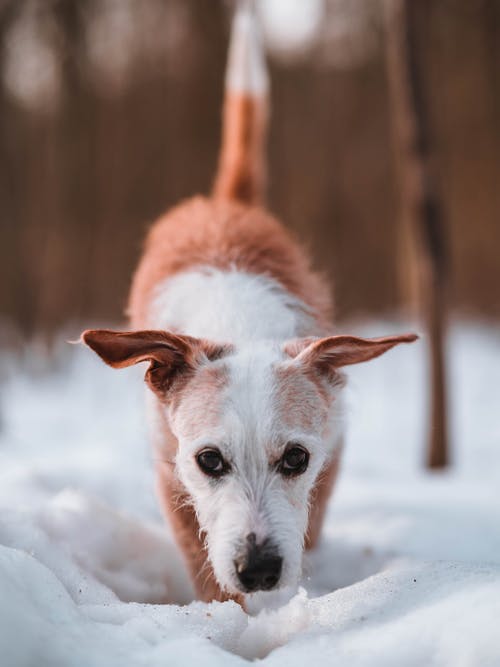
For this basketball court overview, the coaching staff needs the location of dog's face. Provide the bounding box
[83,329,416,595]
[169,341,340,594]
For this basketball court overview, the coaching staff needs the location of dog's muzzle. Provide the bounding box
[234,533,282,592]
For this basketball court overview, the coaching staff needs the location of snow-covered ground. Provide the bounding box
[0,322,499,666]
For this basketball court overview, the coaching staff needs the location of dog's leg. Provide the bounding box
[305,449,341,550]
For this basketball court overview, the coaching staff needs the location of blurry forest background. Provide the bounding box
[1,0,499,341]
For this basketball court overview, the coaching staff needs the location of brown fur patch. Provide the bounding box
[213,93,267,205]
[291,334,419,374]
[274,365,329,432]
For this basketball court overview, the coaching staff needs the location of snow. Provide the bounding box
[1,321,499,666]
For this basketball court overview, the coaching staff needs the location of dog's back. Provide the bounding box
[127,3,332,338]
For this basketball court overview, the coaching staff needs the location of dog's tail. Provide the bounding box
[212,0,269,206]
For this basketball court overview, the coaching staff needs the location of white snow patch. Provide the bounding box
[0,321,499,665]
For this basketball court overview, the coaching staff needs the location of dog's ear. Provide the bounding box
[82,329,231,395]
[284,333,418,379]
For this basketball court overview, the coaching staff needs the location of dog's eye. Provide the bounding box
[196,448,228,477]
[279,445,309,477]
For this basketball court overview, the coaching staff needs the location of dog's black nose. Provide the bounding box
[235,534,282,592]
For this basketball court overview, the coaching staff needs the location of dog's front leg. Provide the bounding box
[156,464,244,606]
[305,450,341,550]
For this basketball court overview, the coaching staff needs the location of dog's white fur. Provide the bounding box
[149,267,319,341]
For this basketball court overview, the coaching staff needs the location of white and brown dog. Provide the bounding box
[83,4,416,605]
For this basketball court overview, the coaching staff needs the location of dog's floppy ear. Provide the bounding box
[82,329,231,395]
[284,333,418,379]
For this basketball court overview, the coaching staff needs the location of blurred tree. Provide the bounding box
[384,0,449,468]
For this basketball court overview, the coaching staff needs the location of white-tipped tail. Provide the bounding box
[213,1,269,205]
[225,1,269,96]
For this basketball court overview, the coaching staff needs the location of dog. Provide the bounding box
[82,3,417,605]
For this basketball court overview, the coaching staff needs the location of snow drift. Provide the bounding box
[0,322,499,666]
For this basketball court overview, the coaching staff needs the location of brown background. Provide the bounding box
[1,0,499,339]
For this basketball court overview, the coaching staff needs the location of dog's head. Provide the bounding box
[83,328,416,596]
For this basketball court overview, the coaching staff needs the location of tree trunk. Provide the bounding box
[384,0,449,468]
